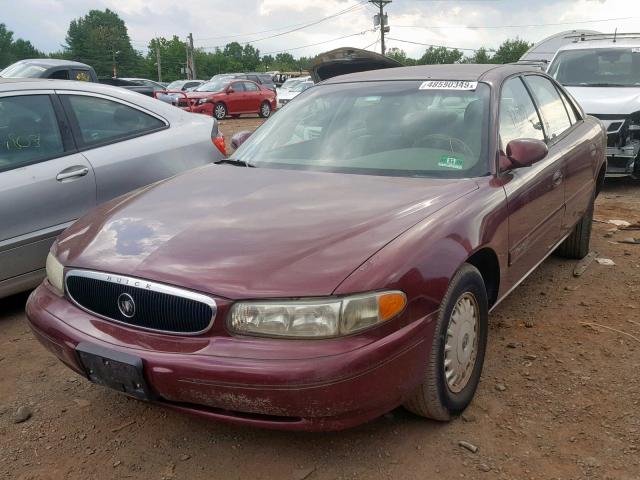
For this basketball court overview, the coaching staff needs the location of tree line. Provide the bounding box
[0,9,533,82]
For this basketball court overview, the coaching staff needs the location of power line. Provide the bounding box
[392,15,637,30]
[194,1,369,42]
[385,36,495,52]
[198,1,369,49]
[261,29,374,55]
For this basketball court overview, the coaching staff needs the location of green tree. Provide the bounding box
[0,23,45,69]
[147,36,187,82]
[385,47,417,66]
[241,44,260,71]
[491,38,532,64]
[65,9,143,77]
[417,46,463,65]
[463,47,492,64]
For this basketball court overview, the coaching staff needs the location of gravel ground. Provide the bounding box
[1,117,639,479]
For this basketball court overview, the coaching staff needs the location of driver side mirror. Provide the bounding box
[503,138,548,170]
[226,87,234,94]
[231,130,252,149]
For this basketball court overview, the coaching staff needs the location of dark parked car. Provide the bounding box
[97,78,156,97]
[26,64,606,431]
[178,78,276,119]
[0,59,98,82]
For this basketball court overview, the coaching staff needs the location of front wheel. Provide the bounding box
[213,103,227,120]
[404,263,488,421]
[259,101,272,118]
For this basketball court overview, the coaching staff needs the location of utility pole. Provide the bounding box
[370,0,391,55]
[185,43,191,79]
[188,33,196,80]
[155,40,162,83]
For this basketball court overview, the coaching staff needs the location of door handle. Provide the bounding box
[56,166,89,181]
[552,170,563,187]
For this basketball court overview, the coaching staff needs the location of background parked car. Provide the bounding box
[277,80,313,108]
[0,59,98,82]
[121,77,167,92]
[547,33,640,178]
[179,78,276,119]
[210,73,277,93]
[156,79,206,105]
[97,77,157,97]
[0,78,225,298]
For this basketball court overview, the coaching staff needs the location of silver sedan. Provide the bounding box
[0,78,225,298]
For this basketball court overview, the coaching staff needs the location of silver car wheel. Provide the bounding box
[261,103,270,117]
[443,292,479,393]
[214,104,226,119]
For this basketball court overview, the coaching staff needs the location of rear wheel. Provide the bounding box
[557,191,595,259]
[259,101,271,118]
[404,264,488,421]
[213,103,227,120]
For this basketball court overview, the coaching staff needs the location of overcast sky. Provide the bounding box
[3,0,638,58]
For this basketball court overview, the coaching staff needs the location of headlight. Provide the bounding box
[45,252,64,294]
[197,98,210,105]
[228,291,406,338]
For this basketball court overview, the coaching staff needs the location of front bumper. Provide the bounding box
[26,282,434,431]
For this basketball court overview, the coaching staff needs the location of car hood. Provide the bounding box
[565,86,640,115]
[310,47,402,82]
[278,90,299,100]
[56,166,478,299]
[184,91,220,99]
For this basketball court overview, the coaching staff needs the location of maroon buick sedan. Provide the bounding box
[26,64,606,431]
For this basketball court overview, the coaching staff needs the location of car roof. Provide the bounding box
[557,37,640,52]
[6,58,91,68]
[0,78,190,121]
[321,63,540,85]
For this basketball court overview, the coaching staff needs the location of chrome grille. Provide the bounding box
[65,270,216,335]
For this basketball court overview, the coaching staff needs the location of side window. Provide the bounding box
[558,87,579,125]
[499,77,545,149]
[247,75,259,83]
[524,75,572,140]
[72,69,92,82]
[64,95,165,148]
[0,95,65,172]
[49,69,69,80]
[244,82,259,92]
[231,82,245,92]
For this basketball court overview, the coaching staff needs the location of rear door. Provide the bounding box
[242,81,261,111]
[0,92,96,284]
[499,76,565,285]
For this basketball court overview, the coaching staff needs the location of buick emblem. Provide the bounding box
[117,293,136,318]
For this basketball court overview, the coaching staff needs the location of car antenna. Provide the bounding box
[613,28,618,43]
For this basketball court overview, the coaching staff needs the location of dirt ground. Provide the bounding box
[1,116,639,480]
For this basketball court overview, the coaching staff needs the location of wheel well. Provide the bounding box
[466,248,500,308]
[595,163,606,197]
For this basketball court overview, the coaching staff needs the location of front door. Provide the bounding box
[499,76,565,285]
[0,93,96,284]
[226,81,245,114]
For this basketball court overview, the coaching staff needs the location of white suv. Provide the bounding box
[547,34,640,177]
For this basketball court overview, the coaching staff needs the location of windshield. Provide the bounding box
[548,47,640,87]
[281,79,302,89]
[166,81,184,90]
[0,62,46,78]
[195,80,230,92]
[233,81,490,178]
[291,82,313,92]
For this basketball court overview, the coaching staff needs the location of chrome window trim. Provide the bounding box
[64,269,217,336]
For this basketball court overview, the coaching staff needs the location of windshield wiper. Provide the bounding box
[575,82,628,87]
[214,158,255,168]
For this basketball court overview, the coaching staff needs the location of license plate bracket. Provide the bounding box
[76,342,153,401]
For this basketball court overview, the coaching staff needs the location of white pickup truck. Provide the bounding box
[547,34,640,178]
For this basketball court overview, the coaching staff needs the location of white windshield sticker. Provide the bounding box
[419,80,478,90]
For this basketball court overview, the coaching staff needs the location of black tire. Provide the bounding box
[404,263,488,421]
[557,192,595,259]
[259,101,271,118]
[213,103,227,120]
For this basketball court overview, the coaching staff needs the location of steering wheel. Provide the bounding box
[414,133,474,158]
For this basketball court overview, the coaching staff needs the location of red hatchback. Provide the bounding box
[179,78,276,119]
